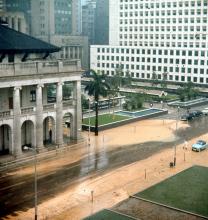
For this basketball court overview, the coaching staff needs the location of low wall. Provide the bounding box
[82,110,168,132]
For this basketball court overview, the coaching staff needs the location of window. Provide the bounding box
[30,90,36,102]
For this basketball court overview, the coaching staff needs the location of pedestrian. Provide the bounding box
[183,140,188,150]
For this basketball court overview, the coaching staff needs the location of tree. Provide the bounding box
[151,72,159,87]
[114,64,123,88]
[85,70,110,136]
[123,93,145,111]
[160,72,168,89]
[177,82,200,101]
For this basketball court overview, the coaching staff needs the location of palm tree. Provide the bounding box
[85,70,110,136]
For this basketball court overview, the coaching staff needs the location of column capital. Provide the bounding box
[57,81,64,86]
[37,84,44,88]
[14,86,22,91]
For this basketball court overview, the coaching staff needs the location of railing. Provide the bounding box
[43,104,55,112]
[0,59,81,78]
[63,100,74,108]
[0,110,12,118]
[21,107,35,115]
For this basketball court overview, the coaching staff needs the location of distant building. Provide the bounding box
[72,0,82,35]
[0,11,27,33]
[82,0,96,44]
[94,0,109,45]
[38,35,89,70]
[30,0,88,68]
[91,0,208,85]
[0,24,82,157]
[31,0,81,38]
[5,0,32,34]
[0,0,5,12]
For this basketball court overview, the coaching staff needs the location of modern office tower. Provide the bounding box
[0,24,82,157]
[31,0,81,38]
[5,0,31,34]
[94,0,109,45]
[31,0,71,37]
[72,0,82,35]
[91,0,208,85]
[82,0,96,44]
[30,0,88,69]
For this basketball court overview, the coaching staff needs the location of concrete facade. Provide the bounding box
[0,11,27,33]
[91,0,208,85]
[31,0,81,38]
[82,0,96,44]
[46,35,89,70]
[0,57,82,157]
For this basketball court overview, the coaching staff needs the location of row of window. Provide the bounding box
[120,9,207,17]
[119,34,207,40]
[119,41,207,48]
[119,1,207,8]
[97,62,208,75]
[97,48,208,57]
[104,70,208,84]
[119,26,207,33]
[119,17,208,25]
[97,56,208,65]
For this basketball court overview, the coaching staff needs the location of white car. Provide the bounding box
[202,108,208,115]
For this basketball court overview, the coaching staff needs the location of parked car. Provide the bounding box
[202,108,208,116]
[192,140,207,152]
[180,114,193,121]
[192,110,203,117]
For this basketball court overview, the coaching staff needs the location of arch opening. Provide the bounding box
[63,112,73,142]
[21,120,35,150]
[43,116,55,145]
[0,124,12,155]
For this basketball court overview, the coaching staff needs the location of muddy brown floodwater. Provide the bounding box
[1,117,208,220]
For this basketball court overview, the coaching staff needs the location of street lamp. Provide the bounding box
[87,99,91,173]
[23,145,38,220]
[174,106,180,166]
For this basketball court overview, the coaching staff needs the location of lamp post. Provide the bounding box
[174,106,180,166]
[87,99,91,172]
[23,145,38,220]
[34,146,37,220]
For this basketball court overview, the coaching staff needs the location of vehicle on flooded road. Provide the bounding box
[180,114,193,121]
[192,140,207,152]
[202,108,208,116]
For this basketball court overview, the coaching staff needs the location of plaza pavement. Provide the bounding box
[3,118,208,220]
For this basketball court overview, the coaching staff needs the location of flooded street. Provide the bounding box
[1,115,208,219]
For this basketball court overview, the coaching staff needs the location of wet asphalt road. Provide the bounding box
[0,115,208,218]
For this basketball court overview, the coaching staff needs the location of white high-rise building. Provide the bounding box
[91,0,208,84]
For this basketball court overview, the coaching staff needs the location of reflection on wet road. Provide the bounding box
[1,116,208,218]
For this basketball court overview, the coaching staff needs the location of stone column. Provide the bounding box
[14,17,18,31]
[71,81,82,140]
[13,87,22,156]
[56,82,64,146]
[36,84,44,150]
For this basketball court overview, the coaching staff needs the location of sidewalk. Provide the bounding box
[3,119,208,220]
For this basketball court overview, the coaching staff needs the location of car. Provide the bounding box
[192,140,207,152]
[180,114,193,121]
[202,108,208,116]
[192,110,203,117]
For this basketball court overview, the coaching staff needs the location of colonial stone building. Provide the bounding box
[0,24,82,157]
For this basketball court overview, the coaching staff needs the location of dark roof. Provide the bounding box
[0,24,60,53]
